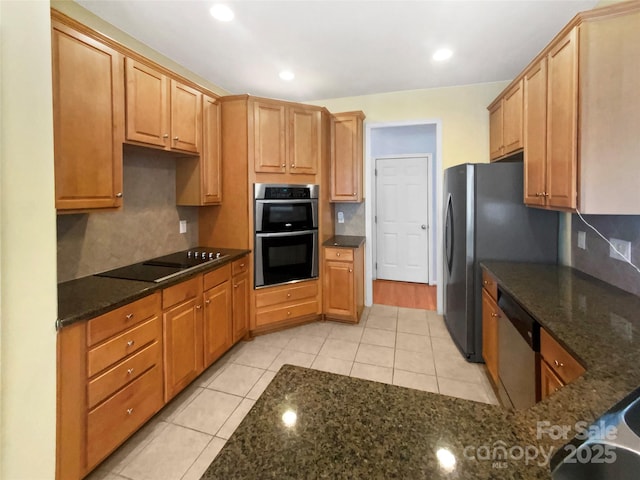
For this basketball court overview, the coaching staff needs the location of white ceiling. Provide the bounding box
[77,0,599,102]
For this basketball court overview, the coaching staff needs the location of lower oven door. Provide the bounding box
[255,230,318,288]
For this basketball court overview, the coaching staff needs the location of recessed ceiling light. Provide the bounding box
[279,70,295,81]
[433,48,453,61]
[210,4,234,22]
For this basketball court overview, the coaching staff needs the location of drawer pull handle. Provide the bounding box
[240,263,245,267]
[287,293,291,298]
[291,164,295,168]
[163,134,169,139]
[125,313,134,320]
[127,340,134,347]
[127,368,134,375]
[281,164,286,168]
[173,136,179,141]
[126,408,134,415]
[483,280,488,285]
[287,311,291,316]
[491,313,499,318]
[336,252,341,257]
[554,360,564,368]
[234,284,239,288]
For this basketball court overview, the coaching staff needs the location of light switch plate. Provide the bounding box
[179,220,187,234]
[577,231,586,249]
[609,238,631,262]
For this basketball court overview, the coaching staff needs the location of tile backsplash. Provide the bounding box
[57,148,199,282]
[571,214,640,296]
[334,203,365,236]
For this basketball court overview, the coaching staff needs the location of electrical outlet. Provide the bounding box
[609,237,631,262]
[179,220,187,234]
[337,211,344,224]
[577,231,586,250]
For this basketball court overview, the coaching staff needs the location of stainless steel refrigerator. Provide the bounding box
[443,161,558,362]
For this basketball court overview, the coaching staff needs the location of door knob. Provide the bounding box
[421,225,427,230]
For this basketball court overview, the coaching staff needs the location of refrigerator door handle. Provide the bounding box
[445,194,454,275]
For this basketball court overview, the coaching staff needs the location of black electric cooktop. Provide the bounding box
[96,248,229,283]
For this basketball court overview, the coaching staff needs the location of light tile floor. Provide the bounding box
[87,305,497,480]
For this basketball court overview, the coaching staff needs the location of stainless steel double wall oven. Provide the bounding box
[254,183,319,288]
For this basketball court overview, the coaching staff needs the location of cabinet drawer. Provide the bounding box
[162,275,201,309]
[481,268,498,302]
[87,340,161,409]
[255,299,319,327]
[86,364,163,469]
[203,264,230,291]
[87,293,160,347]
[255,281,318,309]
[325,247,353,262]
[540,329,585,384]
[232,256,249,276]
[87,316,161,377]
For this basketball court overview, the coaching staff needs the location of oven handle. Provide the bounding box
[255,199,317,204]
[256,229,317,238]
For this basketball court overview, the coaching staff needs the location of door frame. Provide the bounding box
[364,119,444,313]
[373,153,432,285]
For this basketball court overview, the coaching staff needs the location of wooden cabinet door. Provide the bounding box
[253,101,286,173]
[170,79,201,153]
[52,21,124,210]
[324,260,355,318]
[232,271,249,342]
[331,112,364,202]
[203,281,232,367]
[125,59,169,148]
[489,102,504,161]
[546,28,578,210]
[502,80,523,154]
[289,107,319,175]
[481,289,499,386]
[163,297,203,401]
[202,95,222,204]
[523,59,548,206]
[540,359,564,400]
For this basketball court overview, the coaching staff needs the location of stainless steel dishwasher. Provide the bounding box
[497,288,540,409]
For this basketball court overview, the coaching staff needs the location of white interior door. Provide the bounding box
[375,156,430,283]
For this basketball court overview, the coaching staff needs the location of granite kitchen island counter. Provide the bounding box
[203,262,640,479]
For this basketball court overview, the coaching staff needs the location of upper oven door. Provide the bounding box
[255,199,318,232]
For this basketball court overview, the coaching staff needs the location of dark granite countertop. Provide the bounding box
[202,262,640,479]
[57,248,250,328]
[323,235,366,248]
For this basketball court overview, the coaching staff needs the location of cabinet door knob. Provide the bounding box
[291,164,295,168]
[126,340,134,347]
[127,368,134,375]
[349,269,353,273]
[240,263,245,267]
[205,299,211,305]
[491,313,499,318]
[281,164,286,168]
[196,304,202,310]
[483,280,488,285]
[173,136,179,141]
[125,313,134,320]
[554,359,564,368]
[116,192,123,198]
[163,134,169,139]
[126,408,134,415]
[287,293,291,298]
[352,193,357,196]
[234,284,239,288]
[336,252,340,257]
[287,311,291,316]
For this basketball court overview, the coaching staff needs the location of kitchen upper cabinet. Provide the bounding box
[323,245,364,323]
[125,58,201,154]
[331,111,365,202]
[488,80,523,161]
[231,257,250,342]
[253,100,320,175]
[176,94,222,206]
[162,277,204,402]
[51,18,124,211]
[503,2,640,213]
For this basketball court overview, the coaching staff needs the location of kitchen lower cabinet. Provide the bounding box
[56,293,163,480]
[254,280,320,331]
[231,257,250,342]
[323,244,364,323]
[162,276,204,401]
[539,328,585,400]
[203,265,232,368]
[51,15,124,211]
[330,111,365,202]
[481,288,500,387]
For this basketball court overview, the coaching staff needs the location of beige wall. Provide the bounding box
[50,0,230,96]
[0,1,57,478]
[309,81,509,169]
